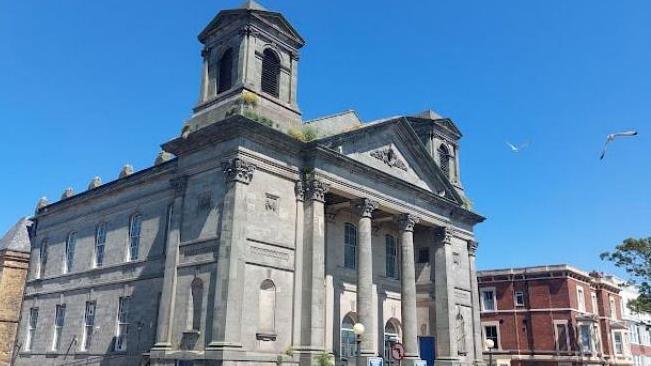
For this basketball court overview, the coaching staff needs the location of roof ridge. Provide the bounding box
[305,109,359,124]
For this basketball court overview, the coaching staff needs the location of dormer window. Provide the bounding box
[261,49,280,98]
[218,48,233,93]
[437,144,451,178]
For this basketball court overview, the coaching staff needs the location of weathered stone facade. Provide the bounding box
[0,218,31,366]
[14,2,485,366]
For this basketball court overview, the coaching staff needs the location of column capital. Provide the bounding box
[294,180,305,202]
[305,178,329,202]
[467,240,479,257]
[434,226,453,246]
[396,213,420,232]
[351,198,379,218]
[170,175,188,197]
[221,158,256,184]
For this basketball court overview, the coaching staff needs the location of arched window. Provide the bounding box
[261,49,280,97]
[218,48,233,93]
[187,278,203,331]
[456,309,467,355]
[341,313,357,360]
[384,319,402,360]
[344,223,357,269]
[258,279,276,334]
[437,144,451,178]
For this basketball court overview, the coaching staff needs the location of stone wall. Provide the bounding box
[0,250,30,366]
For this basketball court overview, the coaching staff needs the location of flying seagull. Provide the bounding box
[600,130,638,160]
[506,141,529,153]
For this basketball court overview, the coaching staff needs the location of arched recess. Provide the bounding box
[187,277,203,331]
[261,48,281,97]
[384,318,403,360]
[258,279,277,336]
[340,312,358,360]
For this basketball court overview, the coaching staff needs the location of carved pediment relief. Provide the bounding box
[370,147,408,171]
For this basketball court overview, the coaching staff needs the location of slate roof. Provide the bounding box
[0,217,32,253]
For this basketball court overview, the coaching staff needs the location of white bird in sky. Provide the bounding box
[600,130,638,160]
[506,141,529,153]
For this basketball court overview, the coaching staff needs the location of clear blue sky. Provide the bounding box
[1,1,649,275]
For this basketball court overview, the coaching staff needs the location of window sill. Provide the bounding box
[256,332,277,341]
[183,329,201,336]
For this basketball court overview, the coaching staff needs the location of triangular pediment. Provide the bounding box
[320,119,462,204]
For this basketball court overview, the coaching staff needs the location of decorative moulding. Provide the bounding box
[370,147,408,171]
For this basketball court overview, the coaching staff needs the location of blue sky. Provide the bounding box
[1,0,649,275]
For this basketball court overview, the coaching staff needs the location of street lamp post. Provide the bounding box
[484,339,495,366]
[353,323,366,366]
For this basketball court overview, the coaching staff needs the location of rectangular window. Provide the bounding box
[25,307,38,351]
[610,296,617,319]
[481,288,497,311]
[579,324,592,353]
[115,296,130,352]
[555,322,569,351]
[385,235,398,279]
[95,223,106,267]
[128,215,142,261]
[577,286,586,312]
[344,223,357,269]
[81,301,96,351]
[591,292,599,315]
[514,291,525,306]
[484,325,499,349]
[614,331,624,355]
[417,248,429,264]
[39,239,48,278]
[52,304,66,351]
[65,233,76,273]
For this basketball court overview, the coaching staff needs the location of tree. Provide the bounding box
[601,237,651,313]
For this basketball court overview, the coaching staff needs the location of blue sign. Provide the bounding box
[368,357,384,366]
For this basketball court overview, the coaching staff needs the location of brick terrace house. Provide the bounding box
[477,265,633,366]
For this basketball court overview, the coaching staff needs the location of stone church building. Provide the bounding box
[14,1,485,366]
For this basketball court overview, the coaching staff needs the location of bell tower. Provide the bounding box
[185,0,305,133]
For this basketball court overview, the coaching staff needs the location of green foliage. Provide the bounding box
[287,126,320,142]
[242,110,274,128]
[284,346,294,356]
[601,237,651,313]
[313,353,334,366]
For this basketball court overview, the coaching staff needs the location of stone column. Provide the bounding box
[297,178,329,364]
[467,241,484,365]
[208,158,255,350]
[397,213,422,365]
[152,175,187,351]
[352,198,379,364]
[434,226,460,366]
[292,180,305,350]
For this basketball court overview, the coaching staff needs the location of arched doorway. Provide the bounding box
[384,318,402,363]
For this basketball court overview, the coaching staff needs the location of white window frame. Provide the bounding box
[128,215,142,262]
[64,232,76,274]
[81,301,96,351]
[25,307,38,351]
[52,304,66,351]
[591,292,599,315]
[94,223,106,268]
[480,287,497,312]
[553,320,570,351]
[481,321,501,350]
[613,330,625,356]
[514,291,525,307]
[578,322,593,354]
[577,286,586,313]
[115,296,130,352]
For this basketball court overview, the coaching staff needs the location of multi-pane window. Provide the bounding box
[484,325,499,349]
[115,296,130,352]
[437,144,451,178]
[579,324,592,353]
[555,322,570,351]
[261,49,280,98]
[385,235,398,279]
[81,301,96,351]
[39,239,48,278]
[65,233,76,273]
[344,223,357,269]
[95,223,106,267]
[514,291,525,306]
[340,315,357,360]
[25,307,38,351]
[577,287,586,312]
[481,288,497,311]
[128,215,142,261]
[52,304,66,351]
[614,331,624,355]
[631,324,640,344]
